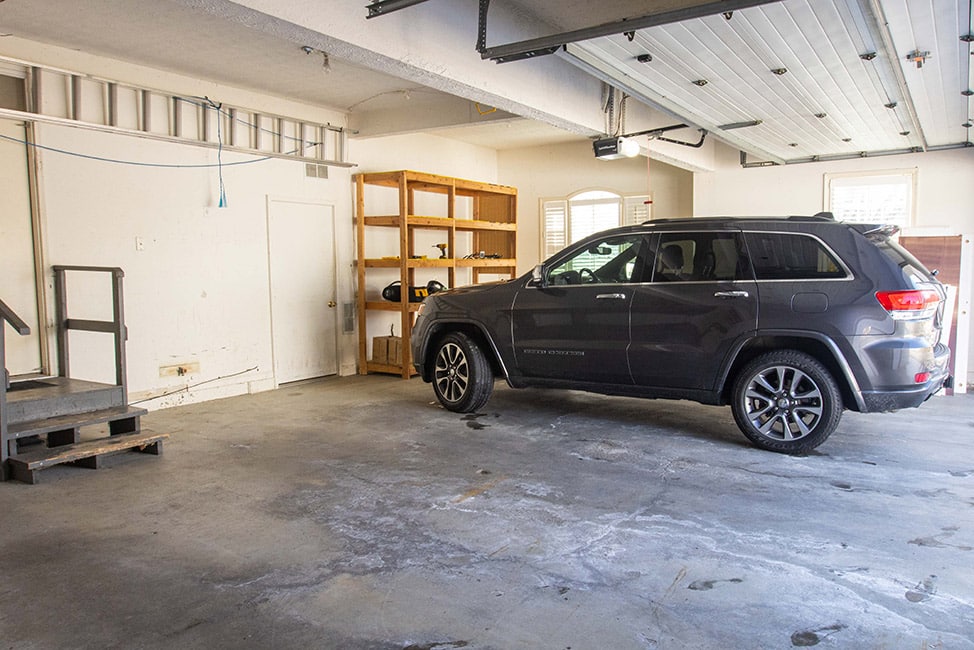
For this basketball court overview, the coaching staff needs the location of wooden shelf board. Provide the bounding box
[407,258,454,268]
[362,216,402,227]
[455,219,516,232]
[363,216,514,232]
[365,301,422,312]
[366,362,418,377]
[456,258,517,268]
[408,216,454,228]
[364,258,404,268]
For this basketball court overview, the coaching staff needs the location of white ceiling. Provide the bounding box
[559,0,973,162]
[0,0,970,160]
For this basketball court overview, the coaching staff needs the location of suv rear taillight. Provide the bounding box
[875,290,941,320]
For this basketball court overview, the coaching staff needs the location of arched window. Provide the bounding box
[541,190,650,259]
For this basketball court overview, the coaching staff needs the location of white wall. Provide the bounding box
[498,141,693,271]
[37,124,355,408]
[694,143,974,230]
[0,38,362,407]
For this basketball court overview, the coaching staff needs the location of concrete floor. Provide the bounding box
[1,375,972,649]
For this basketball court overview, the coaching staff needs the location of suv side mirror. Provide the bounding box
[530,264,547,288]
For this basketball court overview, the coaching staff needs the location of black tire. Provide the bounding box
[431,331,493,413]
[731,350,842,454]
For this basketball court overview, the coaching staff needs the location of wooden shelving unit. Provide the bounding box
[355,170,517,378]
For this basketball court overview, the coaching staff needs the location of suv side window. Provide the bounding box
[745,232,847,280]
[547,234,645,285]
[651,232,749,282]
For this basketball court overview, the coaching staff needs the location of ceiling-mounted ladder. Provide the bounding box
[0,56,351,167]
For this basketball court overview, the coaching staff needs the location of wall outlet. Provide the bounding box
[159,361,200,377]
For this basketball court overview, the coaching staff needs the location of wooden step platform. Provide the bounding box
[4,377,125,424]
[7,430,168,484]
[7,405,147,445]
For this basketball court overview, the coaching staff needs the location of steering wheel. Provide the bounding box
[579,268,597,284]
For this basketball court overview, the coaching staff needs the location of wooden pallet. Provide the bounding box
[7,430,168,484]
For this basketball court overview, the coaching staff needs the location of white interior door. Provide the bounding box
[0,119,42,376]
[267,199,338,384]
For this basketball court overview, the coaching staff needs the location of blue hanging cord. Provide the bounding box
[204,96,228,207]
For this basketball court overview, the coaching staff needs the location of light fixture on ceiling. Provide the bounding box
[691,79,708,87]
[593,136,640,160]
[771,68,787,76]
[814,113,827,119]
[718,119,762,130]
[842,138,853,142]
[788,143,798,147]
[900,131,911,136]
[960,34,974,43]
[963,121,973,128]
[963,90,974,97]
[860,52,877,61]
[636,54,653,63]
[905,50,931,69]
[885,102,898,109]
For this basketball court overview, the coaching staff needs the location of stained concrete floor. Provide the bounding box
[1,375,972,649]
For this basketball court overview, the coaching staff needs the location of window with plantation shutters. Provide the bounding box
[543,200,567,261]
[624,195,651,225]
[825,170,915,228]
[541,191,651,260]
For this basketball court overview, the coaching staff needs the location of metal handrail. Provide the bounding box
[0,298,30,336]
[2,298,32,476]
[53,266,128,394]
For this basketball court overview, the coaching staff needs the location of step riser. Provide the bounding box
[5,388,124,425]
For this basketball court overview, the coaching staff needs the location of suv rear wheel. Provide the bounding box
[731,351,842,454]
[432,332,493,413]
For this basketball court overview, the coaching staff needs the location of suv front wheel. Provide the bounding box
[431,331,493,413]
[731,351,842,454]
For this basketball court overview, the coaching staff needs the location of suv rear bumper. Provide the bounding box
[860,376,950,411]
[860,345,951,411]
[856,336,951,412]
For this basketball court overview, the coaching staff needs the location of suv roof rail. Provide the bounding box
[639,213,836,226]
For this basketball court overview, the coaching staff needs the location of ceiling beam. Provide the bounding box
[366,0,432,19]
[480,0,784,63]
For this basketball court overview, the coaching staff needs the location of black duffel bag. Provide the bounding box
[381,280,446,302]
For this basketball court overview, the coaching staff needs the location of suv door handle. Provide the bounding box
[714,290,749,299]
[596,293,627,300]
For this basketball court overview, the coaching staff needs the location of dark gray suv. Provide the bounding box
[411,215,951,453]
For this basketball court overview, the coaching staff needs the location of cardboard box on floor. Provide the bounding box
[371,336,402,365]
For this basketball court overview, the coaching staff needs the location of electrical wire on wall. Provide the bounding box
[130,366,259,406]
